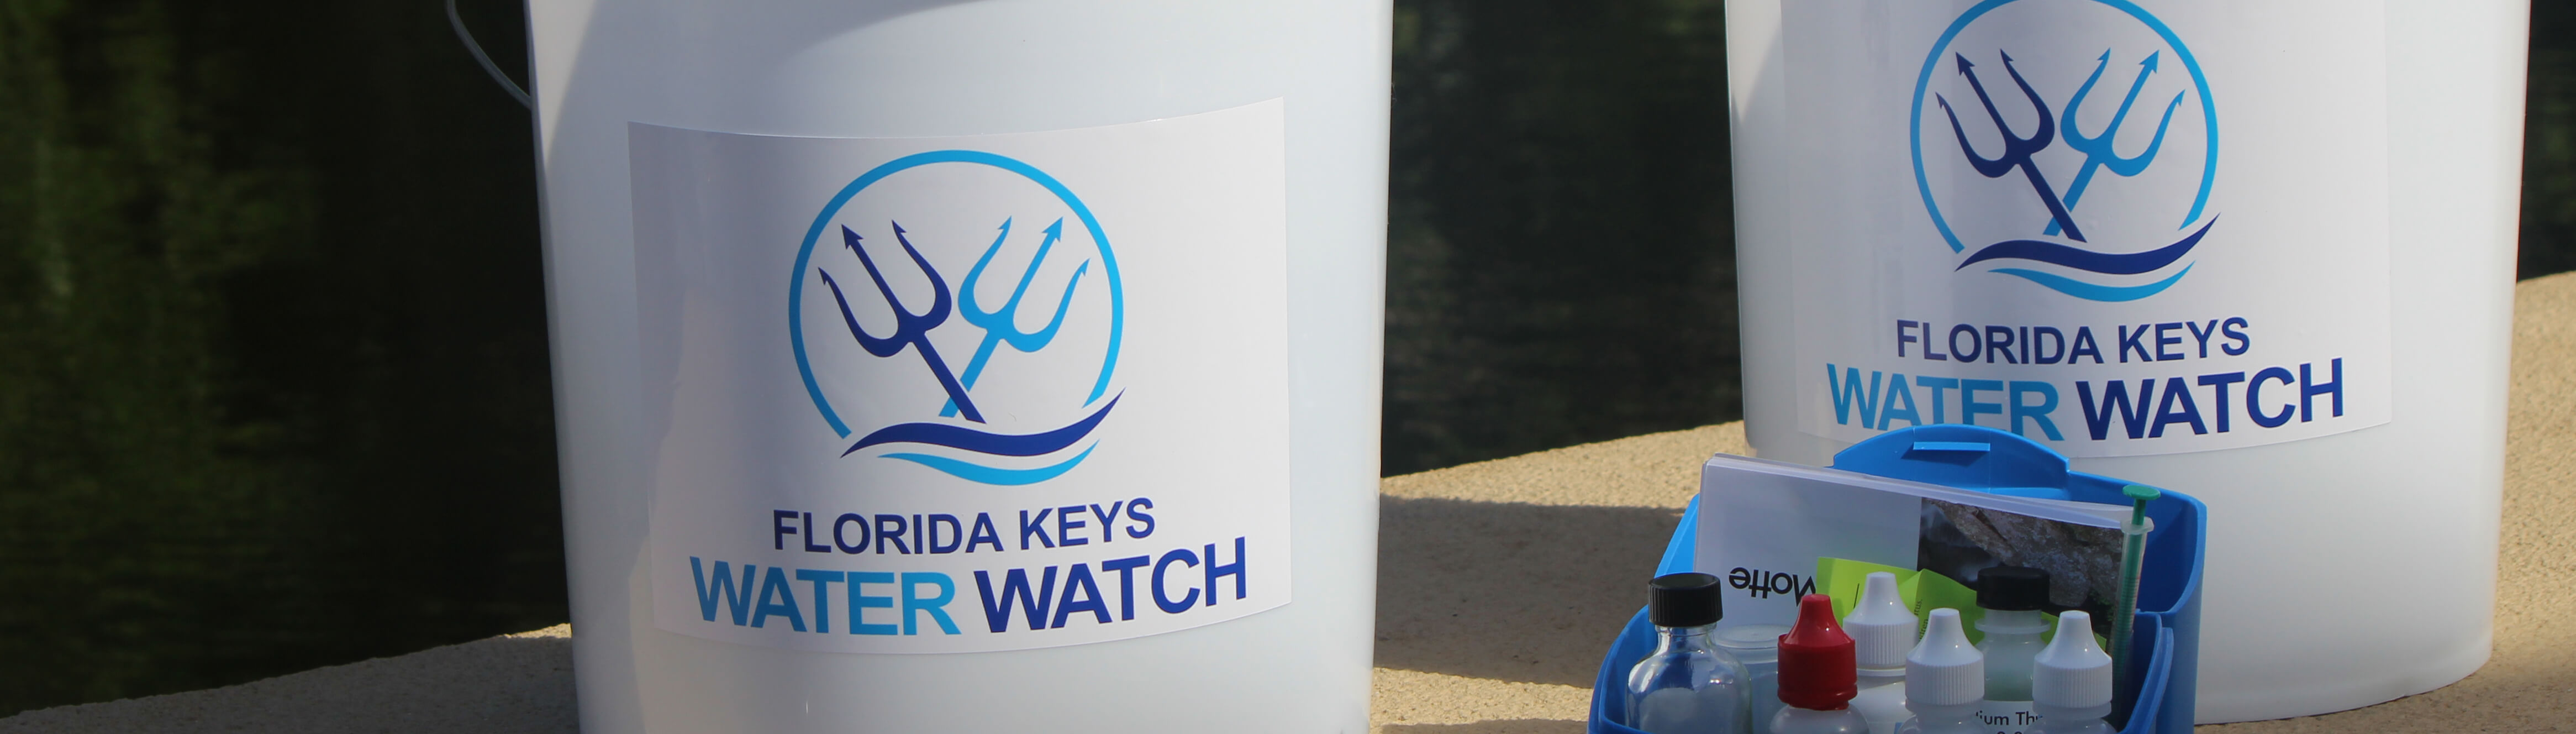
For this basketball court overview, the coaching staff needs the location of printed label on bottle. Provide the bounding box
[626,100,1293,653]
[1979,700,2036,734]
[1779,0,2390,457]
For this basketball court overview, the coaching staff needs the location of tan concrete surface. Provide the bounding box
[6,272,2571,732]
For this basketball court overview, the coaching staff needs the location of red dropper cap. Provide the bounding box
[1777,593,1858,711]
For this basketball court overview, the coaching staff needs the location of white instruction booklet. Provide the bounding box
[1694,453,2138,635]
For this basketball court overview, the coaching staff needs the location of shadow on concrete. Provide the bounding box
[1383,720,1587,734]
[1375,495,1683,688]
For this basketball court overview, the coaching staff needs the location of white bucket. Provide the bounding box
[1724,0,2524,722]
[527,2,1390,731]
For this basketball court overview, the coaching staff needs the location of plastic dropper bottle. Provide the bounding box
[1975,566,2051,734]
[1713,624,1792,734]
[1772,594,1867,734]
[1899,609,1984,734]
[2030,611,2115,734]
[1845,572,1918,734]
[1625,573,1751,734]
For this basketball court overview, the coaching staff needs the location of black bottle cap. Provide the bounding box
[1648,572,1725,627]
[1977,565,2050,611]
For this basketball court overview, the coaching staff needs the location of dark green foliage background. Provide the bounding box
[0,0,2567,716]
[0,1,556,712]
[1386,1,1740,475]
[2525,4,2576,279]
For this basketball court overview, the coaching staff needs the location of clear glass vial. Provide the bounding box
[1626,572,1752,734]
[1713,623,1792,734]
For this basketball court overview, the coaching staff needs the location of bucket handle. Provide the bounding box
[446,0,533,108]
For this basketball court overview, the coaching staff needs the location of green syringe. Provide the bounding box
[2111,483,2159,720]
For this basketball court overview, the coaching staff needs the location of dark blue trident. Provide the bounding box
[937,217,1089,419]
[2047,49,2187,237]
[817,222,986,423]
[1937,51,2088,243]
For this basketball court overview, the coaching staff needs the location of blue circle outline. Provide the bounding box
[789,150,1124,438]
[1909,0,2219,254]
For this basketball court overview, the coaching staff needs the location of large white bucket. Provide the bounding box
[1724,0,2524,722]
[527,2,1390,731]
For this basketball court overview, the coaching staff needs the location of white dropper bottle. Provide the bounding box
[2030,611,2115,734]
[1900,609,1983,734]
[1844,572,1917,734]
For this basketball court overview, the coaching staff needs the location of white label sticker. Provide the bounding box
[1781,0,2390,457]
[628,101,1292,653]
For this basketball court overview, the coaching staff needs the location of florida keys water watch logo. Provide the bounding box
[1911,0,2217,302]
[788,151,1124,486]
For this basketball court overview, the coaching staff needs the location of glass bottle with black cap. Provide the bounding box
[1625,572,1752,734]
[1974,566,2052,734]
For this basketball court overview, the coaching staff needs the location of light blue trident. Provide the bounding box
[938,217,1091,418]
[2046,49,2188,237]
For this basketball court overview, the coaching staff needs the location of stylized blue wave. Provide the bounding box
[1991,264,2193,302]
[883,445,1097,486]
[1957,217,2216,274]
[844,394,1120,458]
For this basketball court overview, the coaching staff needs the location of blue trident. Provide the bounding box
[818,222,985,423]
[937,217,1090,418]
[2048,50,2188,237]
[1938,51,2088,243]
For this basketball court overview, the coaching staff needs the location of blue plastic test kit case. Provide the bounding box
[1586,425,2208,734]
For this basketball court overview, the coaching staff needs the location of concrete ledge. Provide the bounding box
[8,272,2573,733]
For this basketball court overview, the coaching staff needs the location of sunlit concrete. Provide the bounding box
[6,272,2571,733]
